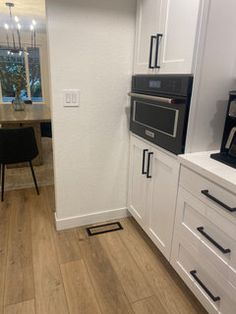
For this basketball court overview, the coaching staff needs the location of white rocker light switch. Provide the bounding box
[63,89,80,107]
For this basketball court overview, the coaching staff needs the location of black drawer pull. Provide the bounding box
[154,33,163,69]
[147,152,153,179]
[190,270,220,302]
[149,35,156,69]
[201,190,236,213]
[142,149,148,175]
[197,227,231,254]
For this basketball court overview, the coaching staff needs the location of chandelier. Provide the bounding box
[3,2,37,55]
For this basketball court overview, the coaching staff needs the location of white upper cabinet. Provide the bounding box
[134,0,201,74]
[159,0,201,73]
[134,0,163,74]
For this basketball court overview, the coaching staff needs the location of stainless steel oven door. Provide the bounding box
[129,93,189,155]
[132,100,179,138]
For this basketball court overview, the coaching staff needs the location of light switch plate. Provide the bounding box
[63,89,80,107]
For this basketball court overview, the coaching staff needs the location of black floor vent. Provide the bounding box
[86,221,123,236]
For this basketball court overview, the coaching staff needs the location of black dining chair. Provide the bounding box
[0,127,40,201]
[24,99,33,104]
[40,122,52,138]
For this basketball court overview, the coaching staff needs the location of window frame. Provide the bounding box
[0,43,45,105]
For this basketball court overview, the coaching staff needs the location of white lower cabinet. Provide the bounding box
[129,139,236,312]
[128,135,150,228]
[171,238,236,314]
[171,165,236,314]
[128,134,179,260]
[146,145,179,258]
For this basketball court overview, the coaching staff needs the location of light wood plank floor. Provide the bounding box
[0,186,207,314]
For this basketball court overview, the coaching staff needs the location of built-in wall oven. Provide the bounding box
[129,75,193,155]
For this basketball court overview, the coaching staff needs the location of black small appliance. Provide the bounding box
[129,74,193,155]
[211,91,236,168]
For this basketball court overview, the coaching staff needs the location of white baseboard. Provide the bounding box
[55,207,129,231]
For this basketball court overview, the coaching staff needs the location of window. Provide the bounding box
[0,47,43,103]
[28,48,43,102]
[0,49,27,102]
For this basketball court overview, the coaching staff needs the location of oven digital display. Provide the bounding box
[149,80,161,89]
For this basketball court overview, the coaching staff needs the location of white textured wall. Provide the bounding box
[46,0,136,222]
[186,0,236,153]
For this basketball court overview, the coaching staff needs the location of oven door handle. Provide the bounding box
[128,92,176,104]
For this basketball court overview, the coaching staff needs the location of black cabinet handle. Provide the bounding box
[201,190,236,213]
[146,152,153,178]
[149,35,156,69]
[197,227,231,254]
[142,149,148,175]
[155,33,163,69]
[190,270,220,302]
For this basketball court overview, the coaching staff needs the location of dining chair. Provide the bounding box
[24,100,33,104]
[40,122,52,138]
[0,127,40,201]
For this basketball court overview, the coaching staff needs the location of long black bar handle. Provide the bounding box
[201,190,236,213]
[149,35,156,69]
[142,149,148,175]
[190,270,221,302]
[146,152,153,179]
[155,33,163,69]
[197,227,231,254]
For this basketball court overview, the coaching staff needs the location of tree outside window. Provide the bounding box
[0,47,43,103]
[28,47,43,102]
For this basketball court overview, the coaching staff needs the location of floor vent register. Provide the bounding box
[86,222,123,236]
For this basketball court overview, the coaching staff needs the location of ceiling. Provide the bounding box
[0,0,45,18]
[0,0,46,31]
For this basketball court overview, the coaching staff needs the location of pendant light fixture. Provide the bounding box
[3,2,37,55]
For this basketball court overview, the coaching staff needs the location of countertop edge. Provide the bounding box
[178,151,236,195]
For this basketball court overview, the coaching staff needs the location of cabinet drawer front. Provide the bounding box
[176,187,236,287]
[171,239,236,314]
[180,166,236,220]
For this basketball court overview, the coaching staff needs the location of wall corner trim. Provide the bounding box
[55,207,129,231]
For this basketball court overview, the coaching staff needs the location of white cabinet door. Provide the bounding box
[128,135,180,260]
[147,146,180,259]
[158,0,201,73]
[134,0,201,74]
[134,0,162,74]
[128,136,150,227]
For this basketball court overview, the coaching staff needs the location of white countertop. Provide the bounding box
[179,151,236,194]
